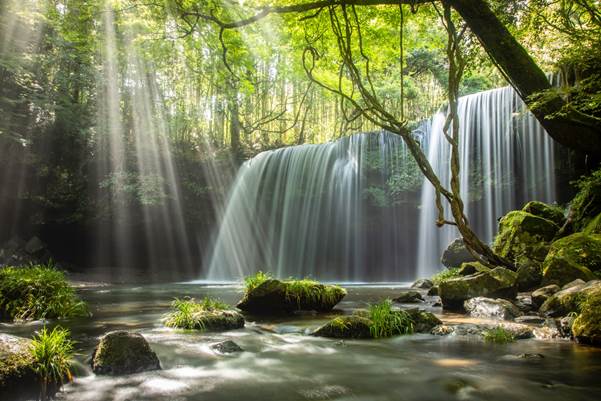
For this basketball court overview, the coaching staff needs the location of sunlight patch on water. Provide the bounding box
[433,358,481,368]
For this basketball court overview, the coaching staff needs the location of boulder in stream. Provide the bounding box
[521,201,565,227]
[411,279,433,289]
[464,297,522,320]
[441,238,477,268]
[0,334,38,399]
[211,340,243,354]
[393,291,424,303]
[542,233,601,286]
[539,280,601,317]
[92,331,161,376]
[531,284,560,308]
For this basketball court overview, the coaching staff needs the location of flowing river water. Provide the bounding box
[2,283,601,401]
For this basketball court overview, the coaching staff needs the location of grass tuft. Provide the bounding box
[368,299,414,338]
[30,326,75,399]
[482,326,515,343]
[431,267,461,286]
[0,264,88,321]
[164,297,230,330]
[243,271,272,292]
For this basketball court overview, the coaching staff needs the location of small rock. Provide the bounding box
[411,279,433,289]
[464,297,522,320]
[500,353,544,361]
[393,291,424,303]
[558,316,575,338]
[313,316,373,339]
[432,323,532,339]
[24,236,46,255]
[514,315,545,324]
[211,340,243,353]
[531,284,560,309]
[92,331,161,376]
[427,286,439,296]
[562,279,586,290]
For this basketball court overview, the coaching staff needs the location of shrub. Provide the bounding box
[0,264,88,321]
[30,326,75,399]
[368,299,414,338]
[164,297,230,330]
[431,267,461,286]
[482,327,515,343]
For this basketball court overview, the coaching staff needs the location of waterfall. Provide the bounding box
[208,84,558,282]
[416,85,557,278]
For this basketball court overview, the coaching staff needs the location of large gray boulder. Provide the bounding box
[438,267,518,311]
[92,331,161,376]
[441,238,477,268]
[464,297,522,320]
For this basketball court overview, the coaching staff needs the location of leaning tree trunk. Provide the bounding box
[447,0,601,156]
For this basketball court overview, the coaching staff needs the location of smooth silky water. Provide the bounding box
[2,283,600,401]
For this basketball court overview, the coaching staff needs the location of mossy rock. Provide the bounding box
[570,168,601,232]
[542,233,601,286]
[539,280,601,317]
[237,279,346,315]
[458,261,490,276]
[572,288,601,346]
[438,267,517,311]
[515,263,543,291]
[493,210,559,266]
[522,201,565,227]
[189,310,245,331]
[92,331,161,376]
[531,284,560,309]
[0,334,38,399]
[441,238,477,268]
[313,316,373,339]
[406,309,442,333]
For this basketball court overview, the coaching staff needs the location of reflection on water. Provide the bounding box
[3,284,601,401]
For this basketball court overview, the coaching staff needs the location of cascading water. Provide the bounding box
[416,85,557,278]
[208,83,558,282]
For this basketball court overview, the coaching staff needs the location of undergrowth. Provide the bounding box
[164,297,230,329]
[243,271,272,292]
[482,327,515,344]
[368,299,414,338]
[431,267,461,286]
[0,264,88,321]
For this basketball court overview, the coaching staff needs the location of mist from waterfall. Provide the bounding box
[208,84,558,282]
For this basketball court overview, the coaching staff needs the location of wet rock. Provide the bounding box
[92,331,161,376]
[393,291,424,303]
[515,263,542,291]
[458,261,490,276]
[237,279,346,315]
[441,238,477,268]
[438,267,518,311]
[533,325,561,340]
[542,233,601,286]
[514,293,535,313]
[432,323,533,339]
[572,288,601,346]
[522,201,565,227]
[313,316,373,339]
[531,284,560,309]
[539,280,601,317]
[558,316,575,338]
[562,279,586,290]
[0,334,38,399]
[194,310,245,331]
[427,286,439,296]
[500,353,545,361]
[493,210,559,267]
[411,279,433,289]
[514,315,546,324]
[406,309,442,333]
[211,340,243,353]
[464,297,522,320]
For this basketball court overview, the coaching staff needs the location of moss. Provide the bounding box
[493,210,559,266]
[92,331,161,376]
[542,233,601,286]
[539,281,601,317]
[368,300,414,338]
[0,264,88,321]
[458,261,491,276]
[243,271,272,292]
[570,168,601,232]
[482,326,516,343]
[313,315,374,339]
[431,267,461,285]
[164,297,244,331]
[522,201,565,226]
[572,289,601,345]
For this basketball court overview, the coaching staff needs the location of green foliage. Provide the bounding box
[571,168,601,231]
[368,299,414,339]
[431,267,461,286]
[284,279,345,307]
[482,327,516,344]
[243,271,272,292]
[0,264,88,321]
[30,326,75,397]
[164,297,230,330]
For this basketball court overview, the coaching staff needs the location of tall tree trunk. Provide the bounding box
[447,0,601,156]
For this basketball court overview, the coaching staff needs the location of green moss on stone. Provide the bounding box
[522,201,565,226]
[572,289,601,346]
[571,168,601,232]
[542,233,601,286]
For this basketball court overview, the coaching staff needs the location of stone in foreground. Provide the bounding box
[92,331,161,376]
[571,288,601,346]
[464,297,522,320]
[237,279,346,315]
[0,334,37,399]
[438,267,518,311]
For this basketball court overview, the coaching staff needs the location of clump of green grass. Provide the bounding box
[431,267,461,286]
[482,327,515,344]
[368,299,414,339]
[164,297,230,329]
[30,326,75,400]
[0,264,88,321]
[243,271,272,292]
